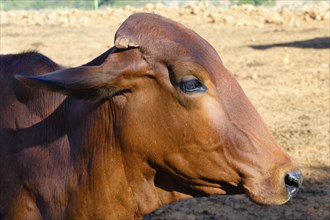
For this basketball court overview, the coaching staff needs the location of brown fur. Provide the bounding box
[0,13,300,219]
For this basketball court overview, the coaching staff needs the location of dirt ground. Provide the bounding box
[1,2,329,219]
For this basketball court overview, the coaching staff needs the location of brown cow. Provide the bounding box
[0,13,302,219]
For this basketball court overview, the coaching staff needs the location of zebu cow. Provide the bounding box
[0,13,302,219]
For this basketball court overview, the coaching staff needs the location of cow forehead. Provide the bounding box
[115,13,223,78]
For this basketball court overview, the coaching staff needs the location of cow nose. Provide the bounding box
[284,170,303,197]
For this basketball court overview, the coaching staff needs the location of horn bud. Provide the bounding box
[115,36,139,49]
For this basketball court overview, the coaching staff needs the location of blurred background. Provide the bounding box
[0,0,328,10]
[1,0,329,219]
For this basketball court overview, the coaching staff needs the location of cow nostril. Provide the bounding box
[284,170,302,197]
[285,174,299,188]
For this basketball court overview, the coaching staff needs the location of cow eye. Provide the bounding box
[179,78,207,93]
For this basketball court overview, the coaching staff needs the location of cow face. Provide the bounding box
[16,13,301,206]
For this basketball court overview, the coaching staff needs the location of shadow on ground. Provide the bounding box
[250,37,330,49]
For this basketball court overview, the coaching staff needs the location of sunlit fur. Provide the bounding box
[0,13,301,219]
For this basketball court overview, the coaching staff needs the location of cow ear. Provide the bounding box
[14,66,115,100]
[15,49,150,100]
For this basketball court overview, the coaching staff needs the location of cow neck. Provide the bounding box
[66,97,139,219]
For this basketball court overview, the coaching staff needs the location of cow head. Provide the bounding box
[16,13,302,212]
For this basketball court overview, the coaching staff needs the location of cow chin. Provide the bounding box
[244,187,290,206]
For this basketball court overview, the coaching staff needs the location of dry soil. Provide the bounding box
[0,2,329,219]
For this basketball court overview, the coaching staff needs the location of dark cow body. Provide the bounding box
[0,13,301,219]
